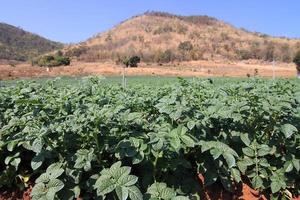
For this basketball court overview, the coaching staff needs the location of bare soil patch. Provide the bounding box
[1,177,299,200]
[0,60,297,80]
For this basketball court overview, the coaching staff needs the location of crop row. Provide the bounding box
[0,77,299,199]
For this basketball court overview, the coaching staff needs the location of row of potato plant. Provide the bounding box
[0,77,299,200]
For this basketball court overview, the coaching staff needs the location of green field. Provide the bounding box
[1,75,292,88]
[0,76,300,199]
[1,76,185,87]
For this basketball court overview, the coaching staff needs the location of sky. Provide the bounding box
[0,0,299,43]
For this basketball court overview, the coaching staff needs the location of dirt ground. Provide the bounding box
[0,60,297,80]
[1,175,299,200]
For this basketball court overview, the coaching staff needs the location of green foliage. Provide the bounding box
[293,50,300,71]
[94,161,142,200]
[33,54,70,67]
[0,77,299,199]
[74,148,96,171]
[146,182,189,200]
[55,55,71,66]
[31,163,64,200]
[122,56,141,67]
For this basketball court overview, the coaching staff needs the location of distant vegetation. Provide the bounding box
[68,11,300,64]
[121,56,141,67]
[293,50,300,73]
[144,11,218,26]
[178,41,193,52]
[64,46,88,58]
[2,12,300,66]
[0,23,62,61]
[32,51,70,67]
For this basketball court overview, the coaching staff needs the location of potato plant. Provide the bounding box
[0,77,299,199]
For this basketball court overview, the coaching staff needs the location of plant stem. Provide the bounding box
[153,155,159,182]
[93,132,103,164]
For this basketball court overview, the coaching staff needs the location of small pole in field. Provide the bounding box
[122,65,125,88]
[122,65,127,88]
[272,59,276,80]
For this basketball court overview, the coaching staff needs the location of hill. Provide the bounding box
[0,23,63,61]
[65,11,300,63]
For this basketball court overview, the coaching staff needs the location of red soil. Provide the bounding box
[0,177,299,200]
[0,186,31,200]
[197,174,300,200]
[0,60,297,80]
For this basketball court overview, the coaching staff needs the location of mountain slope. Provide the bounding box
[66,11,300,63]
[0,23,63,61]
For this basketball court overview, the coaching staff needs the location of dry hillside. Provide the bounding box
[64,12,300,63]
[0,23,63,61]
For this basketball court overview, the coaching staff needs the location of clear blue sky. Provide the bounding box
[0,0,299,43]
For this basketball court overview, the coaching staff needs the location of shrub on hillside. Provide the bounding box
[65,46,88,58]
[153,24,174,35]
[176,24,188,34]
[293,50,300,72]
[55,56,71,66]
[156,49,174,63]
[122,56,141,67]
[238,49,252,60]
[262,41,275,61]
[33,54,70,67]
[178,41,193,52]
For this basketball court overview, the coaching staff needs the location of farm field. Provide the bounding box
[0,77,299,199]
[2,1,300,199]
[0,76,249,88]
[0,76,187,87]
